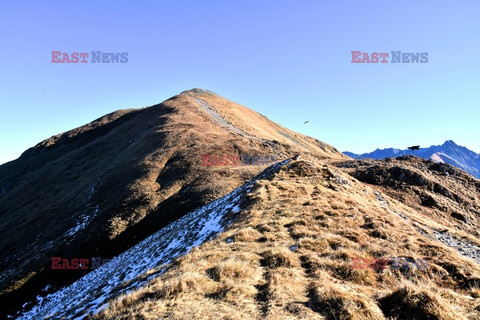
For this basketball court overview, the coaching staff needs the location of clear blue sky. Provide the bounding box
[1,0,479,164]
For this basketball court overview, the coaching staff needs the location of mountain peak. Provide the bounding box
[442,140,457,147]
[344,140,480,178]
[180,88,217,96]
[0,90,346,318]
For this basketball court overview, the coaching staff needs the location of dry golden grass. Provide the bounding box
[92,155,480,319]
[196,93,343,157]
[0,89,346,316]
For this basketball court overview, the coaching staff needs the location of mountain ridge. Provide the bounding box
[3,90,480,319]
[0,89,345,318]
[345,140,480,179]
[17,153,480,319]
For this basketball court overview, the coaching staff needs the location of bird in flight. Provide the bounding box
[304,121,309,124]
[408,145,420,150]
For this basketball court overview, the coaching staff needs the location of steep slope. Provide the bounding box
[0,89,345,317]
[16,159,290,319]
[32,154,479,320]
[345,140,480,178]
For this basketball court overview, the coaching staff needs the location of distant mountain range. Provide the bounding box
[345,140,480,179]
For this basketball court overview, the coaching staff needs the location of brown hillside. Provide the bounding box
[0,89,345,317]
[93,154,480,320]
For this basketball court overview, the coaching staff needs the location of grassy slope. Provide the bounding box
[0,89,345,317]
[94,154,480,320]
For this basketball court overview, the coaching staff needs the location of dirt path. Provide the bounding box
[372,188,480,265]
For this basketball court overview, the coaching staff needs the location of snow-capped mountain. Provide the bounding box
[345,140,480,179]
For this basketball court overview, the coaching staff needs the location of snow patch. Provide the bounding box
[430,153,445,163]
[64,205,100,238]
